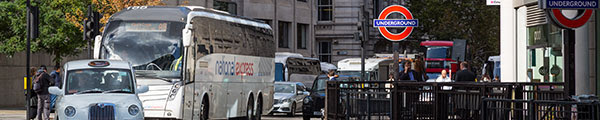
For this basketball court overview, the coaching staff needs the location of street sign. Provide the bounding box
[539,0,599,9]
[538,0,596,29]
[374,5,417,41]
[548,9,594,28]
[486,0,501,6]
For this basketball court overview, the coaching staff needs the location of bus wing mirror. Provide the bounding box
[182,25,193,47]
[93,35,102,59]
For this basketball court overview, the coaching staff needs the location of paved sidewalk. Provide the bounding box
[0,108,56,120]
[0,108,26,120]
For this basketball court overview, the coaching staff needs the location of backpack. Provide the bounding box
[32,73,44,93]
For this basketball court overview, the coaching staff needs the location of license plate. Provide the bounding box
[314,111,321,115]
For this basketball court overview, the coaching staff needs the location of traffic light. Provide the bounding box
[84,11,100,40]
[28,6,39,39]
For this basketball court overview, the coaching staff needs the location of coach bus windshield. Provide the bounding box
[102,21,185,77]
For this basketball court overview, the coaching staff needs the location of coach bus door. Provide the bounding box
[182,26,196,120]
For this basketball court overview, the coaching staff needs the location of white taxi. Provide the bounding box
[49,60,148,120]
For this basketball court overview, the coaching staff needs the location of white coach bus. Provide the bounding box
[94,6,275,119]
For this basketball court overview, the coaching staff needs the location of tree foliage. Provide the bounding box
[407,0,500,73]
[0,0,88,64]
[0,0,164,64]
[66,0,164,32]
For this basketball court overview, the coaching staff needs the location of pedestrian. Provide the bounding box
[436,70,451,82]
[28,67,38,119]
[49,64,61,111]
[454,62,476,82]
[34,65,51,120]
[436,70,452,90]
[50,64,61,87]
[413,56,429,80]
[399,61,423,81]
[327,70,338,81]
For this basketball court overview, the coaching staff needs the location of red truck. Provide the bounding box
[420,40,465,80]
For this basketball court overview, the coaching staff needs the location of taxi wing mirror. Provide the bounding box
[137,85,149,94]
[49,86,63,96]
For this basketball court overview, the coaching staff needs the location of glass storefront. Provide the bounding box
[526,24,563,83]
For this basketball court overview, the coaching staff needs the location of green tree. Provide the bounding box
[0,0,164,64]
[0,0,88,64]
[407,0,500,74]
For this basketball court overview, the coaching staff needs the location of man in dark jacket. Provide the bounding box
[399,61,423,81]
[49,64,61,112]
[454,62,476,82]
[35,65,51,120]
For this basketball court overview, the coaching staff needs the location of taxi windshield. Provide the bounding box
[65,69,134,95]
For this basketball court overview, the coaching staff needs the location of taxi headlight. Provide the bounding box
[64,106,76,117]
[128,105,140,116]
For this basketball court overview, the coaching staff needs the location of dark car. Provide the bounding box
[302,75,328,120]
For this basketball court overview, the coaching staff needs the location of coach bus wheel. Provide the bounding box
[247,97,254,120]
[253,97,262,120]
[200,97,209,120]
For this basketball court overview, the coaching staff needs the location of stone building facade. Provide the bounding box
[314,0,405,63]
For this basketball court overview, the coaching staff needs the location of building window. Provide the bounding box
[319,41,332,62]
[214,1,237,15]
[297,23,308,49]
[318,0,332,21]
[278,21,290,48]
[526,24,563,83]
[373,0,381,19]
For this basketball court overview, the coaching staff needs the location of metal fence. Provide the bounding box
[325,81,567,120]
[482,98,600,120]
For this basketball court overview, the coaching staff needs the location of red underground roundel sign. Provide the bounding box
[373,5,418,41]
[548,9,594,29]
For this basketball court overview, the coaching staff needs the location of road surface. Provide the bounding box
[0,109,321,120]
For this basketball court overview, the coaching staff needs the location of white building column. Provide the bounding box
[516,6,528,82]
[500,0,517,82]
[575,22,591,95]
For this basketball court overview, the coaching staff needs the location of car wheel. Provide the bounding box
[200,97,209,120]
[303,114,311,120]
[288,103,295,117]
[252,97,262,120]
[246,97,254,120]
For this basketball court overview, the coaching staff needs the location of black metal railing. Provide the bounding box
[482,98,600,120]
[325,81,567,120]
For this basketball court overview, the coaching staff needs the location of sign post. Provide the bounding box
[373,5,418,81]
[539,0,597,96]
[374,5,417,119]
